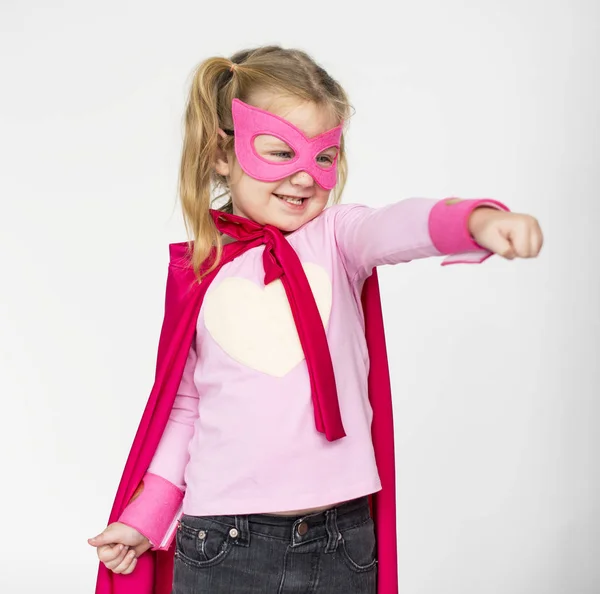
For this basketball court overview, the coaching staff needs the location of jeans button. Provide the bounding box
[297,521,308,536]
[229,528,239,538]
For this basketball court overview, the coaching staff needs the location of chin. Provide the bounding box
[277,221,304,233]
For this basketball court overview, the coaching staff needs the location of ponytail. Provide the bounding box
[179,57,235,283]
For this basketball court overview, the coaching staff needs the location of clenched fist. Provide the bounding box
[88,522,152,575]
[468,207,543,259]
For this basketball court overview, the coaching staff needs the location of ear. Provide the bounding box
[214,128,230,177]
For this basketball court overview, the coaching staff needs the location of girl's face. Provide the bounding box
[215,89,341,234]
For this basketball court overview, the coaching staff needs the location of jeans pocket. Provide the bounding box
[338,518,378,573]
[175,515,234,569]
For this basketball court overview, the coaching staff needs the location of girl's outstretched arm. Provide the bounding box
[331,197,513,281]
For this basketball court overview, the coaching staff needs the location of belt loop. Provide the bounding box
[234,514,250,548]
[325,507,340,553]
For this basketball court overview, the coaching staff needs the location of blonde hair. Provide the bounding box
[178,46,352,282]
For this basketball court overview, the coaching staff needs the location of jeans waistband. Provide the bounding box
[189,496,372,548]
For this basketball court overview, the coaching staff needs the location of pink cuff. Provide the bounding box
[428,198,510,264]
[118,472,184,551]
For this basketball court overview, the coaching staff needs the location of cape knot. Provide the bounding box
[260,224,280,244]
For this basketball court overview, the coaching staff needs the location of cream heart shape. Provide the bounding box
[203,263,332,377]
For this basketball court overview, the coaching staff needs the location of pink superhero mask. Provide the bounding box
[225,98,343,190]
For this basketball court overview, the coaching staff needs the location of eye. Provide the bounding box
[315,147,338,168]
[269,151,294,160]
[317,154,334,164]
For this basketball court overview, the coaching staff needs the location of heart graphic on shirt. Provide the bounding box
[203,263,332,377]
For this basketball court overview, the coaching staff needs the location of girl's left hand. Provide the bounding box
[468,207,544,259]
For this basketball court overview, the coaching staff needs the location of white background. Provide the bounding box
[1,0,598,592]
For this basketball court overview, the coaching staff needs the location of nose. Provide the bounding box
[290,170,315,187]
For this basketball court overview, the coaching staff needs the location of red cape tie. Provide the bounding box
[210,209,346,441]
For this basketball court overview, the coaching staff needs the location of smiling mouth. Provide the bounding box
[273,193,309,206]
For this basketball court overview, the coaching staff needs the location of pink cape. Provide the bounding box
[95,240,398,594]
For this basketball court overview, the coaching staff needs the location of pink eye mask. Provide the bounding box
[228,98,343,190]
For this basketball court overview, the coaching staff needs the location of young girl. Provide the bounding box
[88,46,543,594]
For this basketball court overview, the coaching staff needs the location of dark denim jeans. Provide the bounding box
[173,496,377,593]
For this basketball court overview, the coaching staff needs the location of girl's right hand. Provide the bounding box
[88,522,152,575]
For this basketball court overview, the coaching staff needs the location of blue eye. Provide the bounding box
[317,155,334,164]
[270,151,294,159]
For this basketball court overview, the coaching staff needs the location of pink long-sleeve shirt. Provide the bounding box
[118,197,507,549]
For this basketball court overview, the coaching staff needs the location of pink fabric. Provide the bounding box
[231,98,343,189]
[362,270,397,593]
[211,208,346,441]
[118,473,183,550]
[149,209,384,519]
[126,198,504,526]
[428,198,509,255]
[97,197,505,594]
